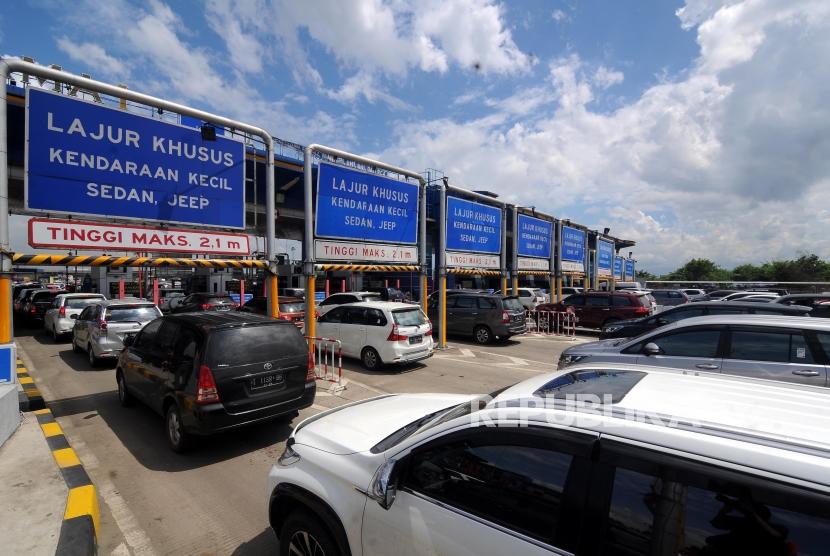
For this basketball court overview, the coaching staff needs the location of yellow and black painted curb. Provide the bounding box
[34,407,99,556]
[315,264,421,272]
[16,358,45,411]
[21,354,99,556]
[517,270,552,276]
[12,253,268,269]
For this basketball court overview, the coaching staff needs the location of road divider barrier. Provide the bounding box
[305,336,345,394]
[525,310,578,339]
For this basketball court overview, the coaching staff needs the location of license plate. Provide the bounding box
[409,335,423,344]
[216,306,232,311]
[250,373,284,390]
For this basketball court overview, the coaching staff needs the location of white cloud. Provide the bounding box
[324,70,414,111]
[55,37,127,78]
[551,9,569,22]
[372,0,830,272]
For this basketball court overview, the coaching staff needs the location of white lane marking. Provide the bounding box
[433,357,549,373]
[70,437,157,556]
[310,403,328,411]
[338,376,389,395]
[473,350,558,368]
[110,543,131,556]
[459,348,475,358]
[96,475,158,556]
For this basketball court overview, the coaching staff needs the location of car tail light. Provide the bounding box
[634,306,650,315]
[98,318,108,331]
[196,365,220,404]
[30,307,37,314]
[279,314,293,321]
[306,352,316,382]
[387,325,408,342]
[502,310,510,323]
[201,303,214,310]
[58,306,66,317]
[424,318,432,336]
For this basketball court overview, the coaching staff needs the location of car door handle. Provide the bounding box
[792,370,821,377]
[695,364,720,370]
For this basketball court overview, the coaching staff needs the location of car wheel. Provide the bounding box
[87,344,99,367]
[361,347,382,371]
[473,325,492,345]
[280,510,341,556]
[116,370,133,407]
[72,336,81,353]
[165,403,193,453]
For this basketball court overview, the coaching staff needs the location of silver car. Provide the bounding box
[43,293,106,341]
[559,314,829,387]
[72,300,162,367]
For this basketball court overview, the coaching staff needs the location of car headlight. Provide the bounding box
[277,439,301,467]
[558,354,589,367]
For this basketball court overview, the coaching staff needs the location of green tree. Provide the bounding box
[665,259,729,281]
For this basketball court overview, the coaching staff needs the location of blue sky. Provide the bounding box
[3,0,830,272]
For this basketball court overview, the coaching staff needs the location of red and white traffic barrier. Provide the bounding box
[304,336,345,393]
[525,310,578,338]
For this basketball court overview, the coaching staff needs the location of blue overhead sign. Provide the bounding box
[598,239,614,276]
[560,225,586,269]
[517,214,552,258]
[446,196,501,254]
[315,162,419,244]
[613,256,623,279]
[625,259,635,279]
[26,88,245,228]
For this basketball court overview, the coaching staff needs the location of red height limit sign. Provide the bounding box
[28,218,250,256]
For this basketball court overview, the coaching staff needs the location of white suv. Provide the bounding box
[315,302,433,370]
[267,365,830,556]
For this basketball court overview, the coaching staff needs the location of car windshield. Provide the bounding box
[104,306,160,322]
[371,393,495,454]
[65,297,104,309]
[279,303,305,313]
[392,308,426,326]
[502,297,524,311]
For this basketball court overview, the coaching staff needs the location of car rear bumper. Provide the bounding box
[494,322,528,336]
[185,383,316,435]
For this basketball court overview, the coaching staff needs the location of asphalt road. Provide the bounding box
[17,323,591,556]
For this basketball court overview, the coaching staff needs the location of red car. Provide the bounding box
[536,291,653,329]
[238,296,307,328]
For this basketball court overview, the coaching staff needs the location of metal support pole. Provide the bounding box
[554,220,562,303]
[438,180,447,348]
[152,278,159,307]
[303,146,315,347]
[239,279,245,306]
[419,180,428,314]
[500,206,508,296]
[511,205,519,295]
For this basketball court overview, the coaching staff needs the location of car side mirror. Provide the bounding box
[643,342,661,356]
[368,459,398,510]
[123,335,134,347]
[70,314,78,320]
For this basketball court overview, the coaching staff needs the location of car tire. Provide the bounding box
[279,510,341,556]
[165,403,193,453]
[72,336,81,354]
[473,325,492,345]
[87,344,99,367]
[361,347,382,371]
[116,370,133,407]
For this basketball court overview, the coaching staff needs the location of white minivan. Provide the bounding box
[315,302,433,370]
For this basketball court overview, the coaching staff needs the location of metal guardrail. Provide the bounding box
[525,310,578,338]
[304,335,344,393]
